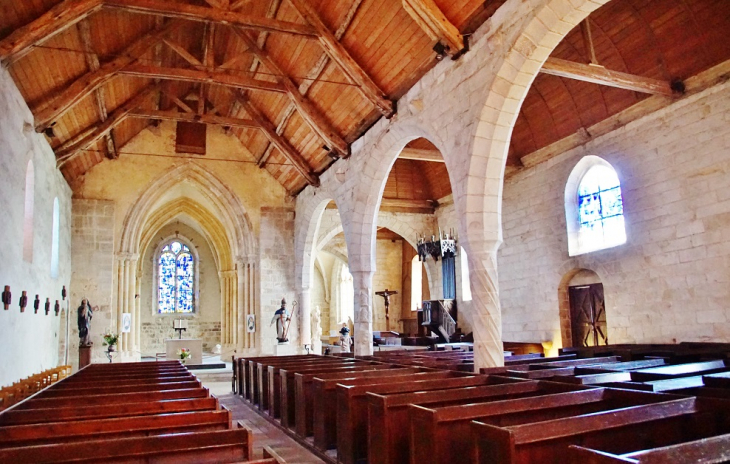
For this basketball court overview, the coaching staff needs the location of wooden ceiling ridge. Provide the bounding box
[33,20,183,133]
[402,0,465,57]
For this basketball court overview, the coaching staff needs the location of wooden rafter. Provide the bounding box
[236,95,319,187]
[127,108,259,129]
[540,57,675,96]
[105,0,318,36]
[0,0,104,65]
[77,19,118,159]
[398,147,444,162]
[199,23,216,115]
[118,64,288,93]
[163,39,203,67]
[33,21,181,132]
[580,20,599,66]
[287,0,394,117]
[56,84,160,166]
[402,0,465,57]
[380,198,436,214]
[231,28,349,157]
[258,0,362,168]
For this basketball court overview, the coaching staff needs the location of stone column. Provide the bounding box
[219,269,237,352]
[115,253,139,360]
[351,270,374,356]
[467,245,504,370]
[299,288,312,349]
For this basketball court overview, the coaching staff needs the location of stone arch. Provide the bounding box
[558,267,606,348]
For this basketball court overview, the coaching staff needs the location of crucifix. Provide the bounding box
[375,289,398,331]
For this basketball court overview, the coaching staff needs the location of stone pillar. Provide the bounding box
[352,270,374,356]
[299,288,312,349]
[219,269,237,352]
[468,245,504,370]
[115,253,139,360]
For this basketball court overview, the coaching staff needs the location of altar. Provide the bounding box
[165,338,203,365]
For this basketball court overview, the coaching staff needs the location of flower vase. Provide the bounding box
[108,345,116,352]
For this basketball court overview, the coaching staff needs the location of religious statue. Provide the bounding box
[77,298,95,346]
[339,323,351,353]
[311,305,322,354]
[375,289,398,330]
[270,297,291,343]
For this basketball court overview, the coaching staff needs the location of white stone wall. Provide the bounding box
[0,68,72,386]
[70,199,116,366]
[139,222,222,354]
[259,207,298,353]
[373,239,403,332]
[499,80,730,349]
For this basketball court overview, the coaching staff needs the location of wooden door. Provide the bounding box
[569,283,608,347]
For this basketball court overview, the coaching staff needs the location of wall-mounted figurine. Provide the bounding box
[2,286,10,310]
[19,291,28,313]
[45,298,50,315]
[78,298,95,345]
[62,286,67,301]
[55,300,60,317]
[34,295,40,314]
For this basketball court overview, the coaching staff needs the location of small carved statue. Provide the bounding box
[77,298,94,346]
[339,323,351,353]
[44,298,50,315]
[19,291,28,313]
[270,298,291,343]
[33,295,40,314]
[2,286,11,310]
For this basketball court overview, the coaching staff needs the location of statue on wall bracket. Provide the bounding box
[271,298,291,343]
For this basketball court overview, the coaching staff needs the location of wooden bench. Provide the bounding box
[0,409,232,447]
[569,432,730,464]
[628,360,728,382]
[37,380,203,398]
[473,396,730,464]
[13,387,210,410]
[480,356,620,375]
[410,387,680,464]
[0,426,254,463]
[240,355,323,401]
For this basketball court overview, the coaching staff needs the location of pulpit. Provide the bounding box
[165,338,203,364]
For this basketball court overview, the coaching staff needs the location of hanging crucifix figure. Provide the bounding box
[375,289,398,331]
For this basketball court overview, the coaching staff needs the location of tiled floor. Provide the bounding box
[205,381,325,463]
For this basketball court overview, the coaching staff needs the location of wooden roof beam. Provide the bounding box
[398,147,444,162]
[104,0,318,37]
[402,0,465,57]
[231,28,349,157]
[55,84,160,166]
[127,108,259,129]
[380,198,436,214]
[236,95,320,187]
[287,0,395,117]
[540,57,676,96]
[118,64,288,93]
[33,21,181,132]
[0,0,103,65]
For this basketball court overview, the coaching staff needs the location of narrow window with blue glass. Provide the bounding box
[577,165,626,253]
[158,241,195,313]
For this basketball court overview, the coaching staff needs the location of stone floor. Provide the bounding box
[204,381,325,463]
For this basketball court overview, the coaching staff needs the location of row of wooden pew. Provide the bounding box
[234,346,730,463]
[0,364,71,411]
[0,360,287,463]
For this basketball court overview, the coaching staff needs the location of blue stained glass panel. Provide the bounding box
[576,165,626,252]
[157,241,195,313]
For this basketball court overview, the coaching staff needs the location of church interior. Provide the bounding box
[2,0,730,462]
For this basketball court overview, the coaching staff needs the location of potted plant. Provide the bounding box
[177,348,191,364]
[102,332,119,352]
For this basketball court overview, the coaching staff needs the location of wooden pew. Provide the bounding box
[240,355,322,401]
[0,409,232,447]
[480,356,620,375]
[248,356,347,405]
[336,371,496,464]
[0,397,220,426]
[628,360,728,381]
[312,367,427,450]
[473,396,730,464]
[13,387,210,410]
[367,380,586,464]
[37,379,202,398]
[410,387,681,464]
[569,433,730,464]
[292,364,398,436]
[0,426,254,463]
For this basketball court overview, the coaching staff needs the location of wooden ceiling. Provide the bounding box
[0,0,503,194]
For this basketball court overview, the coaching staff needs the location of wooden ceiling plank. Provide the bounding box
[540,57,675,96]
[287,0,395,117]
[162,90,195,113]
[56,83,160,165]
[104,0,318,37]
[33,21,181,132]
[231,28,349,156]
[127,108,259,129]
[163,39,203,66]
[0,0,104,65]
[118,64,288,93]
[237,95,320,186]
[402,0,464,56]
[398,147,444,162]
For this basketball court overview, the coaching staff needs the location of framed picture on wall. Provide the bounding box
[122,313,132,333]
[246,314,256,333]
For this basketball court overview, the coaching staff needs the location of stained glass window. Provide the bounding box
[158,241,194,313]
[577,165,626,252]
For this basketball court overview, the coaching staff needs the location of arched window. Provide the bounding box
[23,160,34,262]
[51,197,60,278]
[565,156,626,256]
[411,255,422,311]
[158,240,195,313]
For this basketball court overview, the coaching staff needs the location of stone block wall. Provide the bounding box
[499,80,730,350]
[0,68,72,387]
[260,207,297,353]
[140,320,222,354]
[70,199,116,367]
[373,239,403,332]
